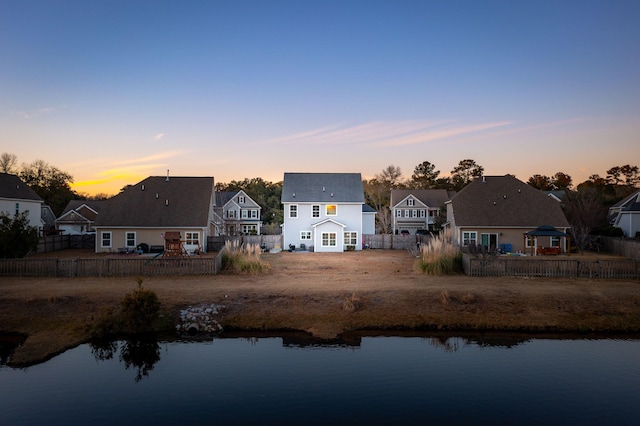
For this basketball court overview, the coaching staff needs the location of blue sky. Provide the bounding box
[1,0,639,195]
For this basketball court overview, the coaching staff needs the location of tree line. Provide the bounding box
[2,152,638,237]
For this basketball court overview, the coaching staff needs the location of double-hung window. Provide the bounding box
[312,205,320,218]
[289,205,298,218]
[326,205,337,216]
[300,231,312,240]
[186,232,199,245]
[462,231,477,246]
[101,232,112,248]
[126,232,136,247]
[344,231,357,245]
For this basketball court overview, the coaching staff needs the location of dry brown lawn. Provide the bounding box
[1,249,639,366]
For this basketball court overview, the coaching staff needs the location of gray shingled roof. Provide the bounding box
[59,200,104,219]
[281,173,364,203]
[95,176,214,227]
[390,189,455,208]
[0,173,43,202]
[450,175,570,228]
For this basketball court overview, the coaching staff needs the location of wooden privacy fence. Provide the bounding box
[363,234,430,250]
[465,256,640,279]
[0,256,223,278]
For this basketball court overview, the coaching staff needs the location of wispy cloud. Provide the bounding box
[110,150,187,167]
[154,133,165,140]
[16,107,55,119]
[258,119,510,148]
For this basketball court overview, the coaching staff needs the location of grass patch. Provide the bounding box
[417,229,462,275]
[222,240,271,274]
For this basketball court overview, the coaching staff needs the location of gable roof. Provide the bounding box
[449,175,570,228]
[281,173,364,203]
[390,189,454,209]
[215,191,235,207]
[611,190,640,209]
[59,200,104,221]
[95,176,214,227]
[0,173,43,202]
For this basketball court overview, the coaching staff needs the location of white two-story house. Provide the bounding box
[0,172,44,231]
[213,190,263,235]
[281,173,365,252]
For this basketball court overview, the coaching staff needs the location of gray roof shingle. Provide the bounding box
[390,189,455,208]
[0,173,43,202]
[281,173,364,203]
[450,175,570,228]
[95,176,214,227]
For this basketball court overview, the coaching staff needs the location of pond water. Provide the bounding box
[1,334,639,425]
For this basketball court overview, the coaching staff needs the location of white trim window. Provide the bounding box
[404,209,409,218]
[411,210,417,218]
[312,205,320,218]
[101,231,112,248]
[238,195,245,204]
[241,210,248,219]
[462,231,477,246]
[408,199,414,206]
[300,231,312,240]
[344,231,357,246]
[396,209,402,217]
[326,205,337,216]
[289,205,298,218]
[186,232,200,245]
[526,236,535,248]
[420,210,426,218]
[126,232,136,248]
[250,210,258,219]
[321,232,337,247]
[242,225,257,234]
[550,236,560,247]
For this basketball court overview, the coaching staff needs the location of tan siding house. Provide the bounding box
[93,176,215,254]
[446,175,570,254]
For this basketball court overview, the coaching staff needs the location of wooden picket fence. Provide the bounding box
[465,256,640,279]
[0,255,224,278]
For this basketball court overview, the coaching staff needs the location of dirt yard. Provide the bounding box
[1,249,639,366]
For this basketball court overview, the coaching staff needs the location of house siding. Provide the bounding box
[0,198,42,230]
[283,202,363,251]
[96,227,209,253]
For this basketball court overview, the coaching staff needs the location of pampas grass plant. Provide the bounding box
[222,240,270,274]
[417,229,462,275]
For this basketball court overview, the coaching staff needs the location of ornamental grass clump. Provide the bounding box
[418,230,462,275]
[222,240,270,274]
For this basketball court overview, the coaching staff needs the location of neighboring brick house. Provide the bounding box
[93,175,215,254]
[390,189,455,234]
[213,190,263,235]
[281,172,366,252]
[445,175,571,253]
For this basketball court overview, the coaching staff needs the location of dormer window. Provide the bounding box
[238,196,245,204]
[408,199,414,206]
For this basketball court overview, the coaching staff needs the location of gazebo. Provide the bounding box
[523,225,570,256]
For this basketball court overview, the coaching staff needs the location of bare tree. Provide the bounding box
[562,188,609,253]
[0,153,18,173]
[363,178,392,233]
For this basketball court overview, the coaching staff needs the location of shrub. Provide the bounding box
[222,240,270,274]
[417,229,462,275]
[0,212,40,258]
[120,278,161,333]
